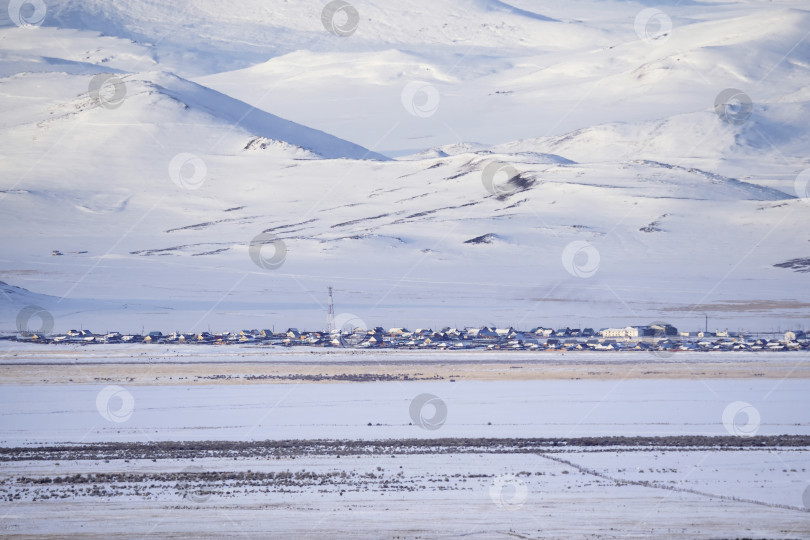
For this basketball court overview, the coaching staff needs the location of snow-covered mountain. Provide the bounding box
[0,0,808,332]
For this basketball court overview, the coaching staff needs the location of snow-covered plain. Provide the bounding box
[2,450,809,538]
[0,0,809,332]
[3,348,807,537]
[2,373,809,538]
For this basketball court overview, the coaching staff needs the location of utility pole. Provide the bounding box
[705,314,708,334]
[327,286,335,333]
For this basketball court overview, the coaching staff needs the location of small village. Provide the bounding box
[5,324,809,352]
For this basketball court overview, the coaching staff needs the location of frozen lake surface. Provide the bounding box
[1,378,806,445]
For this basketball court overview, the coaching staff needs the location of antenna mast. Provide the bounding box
[327,286,335,333]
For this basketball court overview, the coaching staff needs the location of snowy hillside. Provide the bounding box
[0,0,808,332]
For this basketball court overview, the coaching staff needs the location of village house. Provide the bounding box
[599,327,639,339]
[10,319,810,354]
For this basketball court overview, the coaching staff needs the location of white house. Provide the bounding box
[599,326,639,339]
